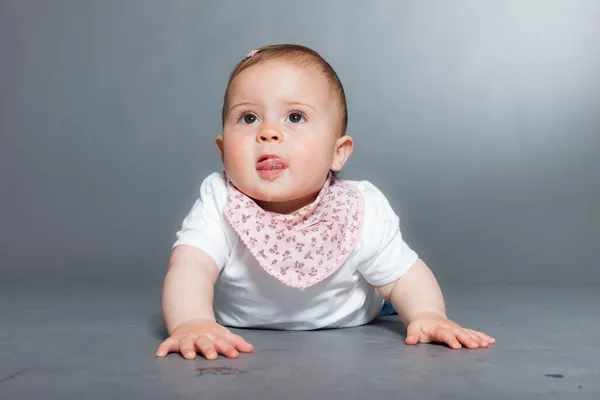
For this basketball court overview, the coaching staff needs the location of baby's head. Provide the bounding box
[216,44,353,214]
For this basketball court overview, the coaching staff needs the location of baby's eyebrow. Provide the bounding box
[228,102,260,111]
[283,101,317,112]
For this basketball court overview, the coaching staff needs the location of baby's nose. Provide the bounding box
[257,126,283,143]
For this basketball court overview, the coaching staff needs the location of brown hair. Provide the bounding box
[221,44,348,136]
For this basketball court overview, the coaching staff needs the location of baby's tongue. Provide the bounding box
[256,158,286,170]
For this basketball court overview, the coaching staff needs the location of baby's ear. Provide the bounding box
[331,135,354,171]
[215,135,224,161]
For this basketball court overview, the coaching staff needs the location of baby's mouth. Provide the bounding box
[256,155,289,171]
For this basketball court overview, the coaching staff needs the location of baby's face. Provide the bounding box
[217,60,349,212]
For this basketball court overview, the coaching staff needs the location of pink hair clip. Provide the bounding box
[243,49,259,60]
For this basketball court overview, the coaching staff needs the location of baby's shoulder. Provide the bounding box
[196,171,228,206]
[345,181,400,247]
[342,179,393,209]
[200,171,227,190]
[342,178,399,231]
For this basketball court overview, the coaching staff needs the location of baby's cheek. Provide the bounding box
[299,141,332,165]
[223,142,249,173]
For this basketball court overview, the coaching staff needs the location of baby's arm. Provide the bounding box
[156,245,253,360]
[376,259,495,349]
[161,245,219,328]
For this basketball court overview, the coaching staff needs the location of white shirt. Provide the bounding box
[173,172,419,330]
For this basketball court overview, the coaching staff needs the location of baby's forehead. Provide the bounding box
[229,59,337,103]
[238,59,324,81]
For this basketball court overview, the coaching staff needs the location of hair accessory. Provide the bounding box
[243,49,259,60]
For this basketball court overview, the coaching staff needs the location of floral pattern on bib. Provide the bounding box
[224,173,365,288]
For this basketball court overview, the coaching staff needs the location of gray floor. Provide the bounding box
[1,281,598,399]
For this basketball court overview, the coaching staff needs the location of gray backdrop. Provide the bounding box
[1,0,598,287]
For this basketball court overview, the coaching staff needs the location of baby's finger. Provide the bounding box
[454,329,482,349]
[194,335,218,360]
[156,337,179,357]
[469,329,495,344]
[468,330,488,347]
[179,336,198,360]
[228,333,254,353]
[212,336,239,358]
[432,327,462,350]
[405,324,422,345]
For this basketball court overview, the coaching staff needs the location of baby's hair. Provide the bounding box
[221,44,348,138]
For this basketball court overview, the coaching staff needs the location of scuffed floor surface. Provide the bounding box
[1,282,598,399]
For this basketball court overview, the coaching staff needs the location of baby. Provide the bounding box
[156,44,495,360]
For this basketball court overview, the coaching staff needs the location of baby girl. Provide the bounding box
[156,44,495,360]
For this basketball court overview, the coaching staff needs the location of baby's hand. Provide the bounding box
[155,319,254,360]
[405,312,496,350]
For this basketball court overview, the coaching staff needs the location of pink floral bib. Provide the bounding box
[224,173,365,289]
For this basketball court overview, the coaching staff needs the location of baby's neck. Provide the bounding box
[254,190,319,214]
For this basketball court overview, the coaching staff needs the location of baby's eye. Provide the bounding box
[239,113,258,124]
[286,112,305,124]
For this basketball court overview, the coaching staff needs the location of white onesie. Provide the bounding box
[173,172,419,330]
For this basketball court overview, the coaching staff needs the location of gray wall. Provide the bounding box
[1,0,598,286]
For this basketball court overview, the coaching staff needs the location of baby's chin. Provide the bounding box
[244,186,296,204]
[227,170,320,206]
[227,173,284,197]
